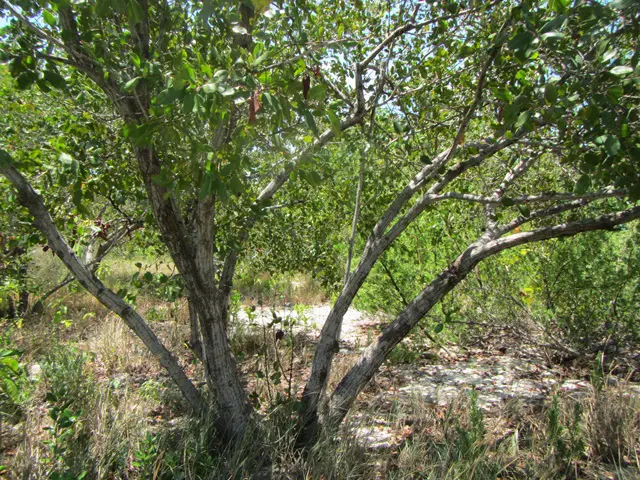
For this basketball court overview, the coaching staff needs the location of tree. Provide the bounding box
[0,64,146,315]
[1,0,639,445]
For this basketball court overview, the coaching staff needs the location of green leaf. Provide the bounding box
[514,111,530,128]
[575,174,591,194]
[16,72,36,90]
[213,69,229,81]
[306,170,322,186]
[72,183,83,207]
[130,52,141,69]
[517,205,531,217]
[508,31,534,51]
[540,15,566,33]
[229,175,244,194]
[621,124,629,138]
[43,10,57,26]
[491,87,512,102]
[219,86,236,97]
[594,134,608,146]
[610,66,633,76]
[123,77,141,91]
[0,357,19,373]
[252,50,270,67]
[604,135,620,157]
[156,88,182,105]
[540,31,564,41]
[306,85,327,102]
[434,323,444,334]
[59,152,74,166]
[548,0,569,12]
[44,70,66,89]
[544,84,558,104]
[584,152,600,166]
[501,197,515,207]
[301,108,318,137]
[602,49,618,63]
[606,85,623,103]
[326,110,342,136]
[232,24,248,35]
[182,92,195,114]
[201,83,218,94]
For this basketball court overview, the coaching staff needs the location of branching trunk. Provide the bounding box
[130,146,252,437]
[299,137,520,438]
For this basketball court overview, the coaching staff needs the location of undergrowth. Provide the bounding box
[1,256,638,479]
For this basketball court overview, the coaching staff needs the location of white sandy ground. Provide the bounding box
[235,303,376,347]
[236,303,640,449]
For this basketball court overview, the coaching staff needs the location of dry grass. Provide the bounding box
[586,388,639,466]
[235,271,329,306]
[88,316,155,376]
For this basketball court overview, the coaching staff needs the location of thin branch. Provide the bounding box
[441,17,511,165]
[344,134,367,284]
[494,198,593,237]
[420,189,628,207]
[359,2,498,70]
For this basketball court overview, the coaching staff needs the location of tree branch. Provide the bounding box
[299,133,520,435]
[417,189,628,207]
[0,153,203,412]
[326,204,640,425]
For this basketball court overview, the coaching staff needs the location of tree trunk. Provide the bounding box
[324,254,476,427]
[188,298,203,361]
[194,293,252,439]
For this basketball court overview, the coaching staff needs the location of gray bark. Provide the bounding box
[134,147,252,438]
